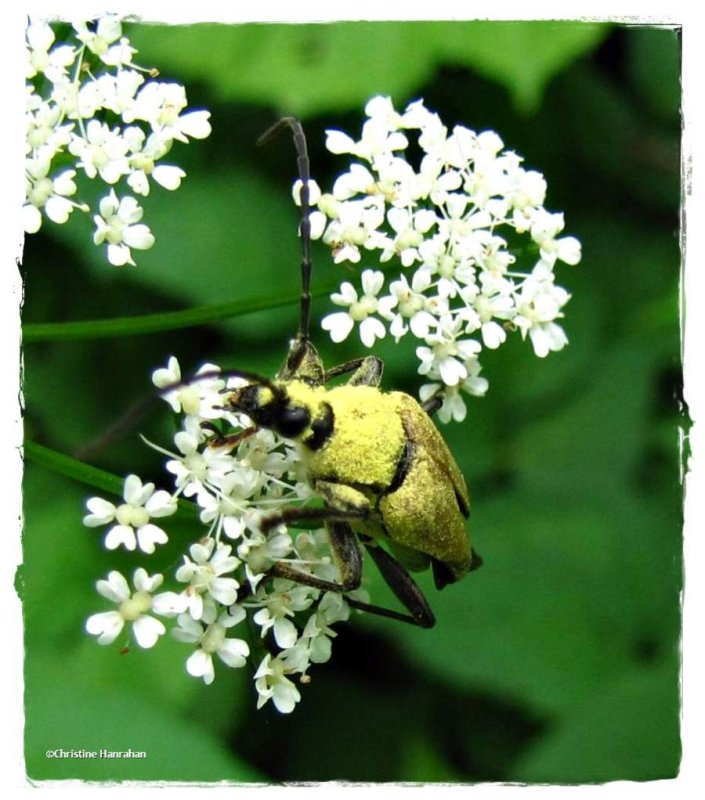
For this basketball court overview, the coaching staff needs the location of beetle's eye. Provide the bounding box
[276,405,310,437]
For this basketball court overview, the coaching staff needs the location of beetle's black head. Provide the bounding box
[228,382,311,439]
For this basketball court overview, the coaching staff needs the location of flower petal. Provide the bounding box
[136,523,169,554]
[273,617,299,649]
[85,611,124,645]
[272,680,301,714]
[186,649,215,684]
[83,496,116,526]
[217,638,250,668]
[321,312,354,343]
[104,524,137,551]
[209,577,239,606]
[145,490,177,517]
[438,357,467,387]
[132,615,165,649]
[359,317,386,348]
[96,570,131,602]
[152,164,186,191]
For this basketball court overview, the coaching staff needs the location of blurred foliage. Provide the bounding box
[21,20,682,784]
[127,20,607,114]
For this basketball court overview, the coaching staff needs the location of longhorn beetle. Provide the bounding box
[213,118,482,628]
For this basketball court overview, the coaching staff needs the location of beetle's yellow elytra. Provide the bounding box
[282,380,473,580]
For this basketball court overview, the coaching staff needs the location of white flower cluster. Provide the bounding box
[85,357,361,714]
[305,96,581,422]
[25,15,211,266]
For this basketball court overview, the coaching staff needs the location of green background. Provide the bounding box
[22,20,683,783]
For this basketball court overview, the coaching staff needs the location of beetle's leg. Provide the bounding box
[421,392,444,417]
[260,495,437,628]
[229,523,358,604]
[259,503,367,535]
[360,539,436,628]
[266,521,436,628]
[205,425,257,450]
[267,520,363,592]
[260,478,371,534]
[324,356,384,387]
[277,336,325,384]
[343,596,436,627]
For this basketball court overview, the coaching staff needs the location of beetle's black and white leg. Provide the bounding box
[204,424,258,451]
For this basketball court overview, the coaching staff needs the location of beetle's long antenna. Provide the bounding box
[257,117,313,342]
[179,367,281,394]
[73,368,281,460]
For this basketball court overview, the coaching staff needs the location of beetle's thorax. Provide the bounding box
[281,380,334,451]
[298,385,408,488]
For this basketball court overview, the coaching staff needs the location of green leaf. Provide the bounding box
[50,166,301,312]
[513,341,655,500]
[398,732,468,783]
[510,655,681,782]
[436,21,611,113]
[24,656,263,782]
[550,64,680,213]
[627,26,681,121]
[128,20,609,117]
[359,484,681,719]
[129,22,435,118]
[22,466,108,646]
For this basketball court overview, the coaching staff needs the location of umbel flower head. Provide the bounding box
[305,96,581,422]
[84,358,360,714]
[24,15,211,266]
[84,101,580,713]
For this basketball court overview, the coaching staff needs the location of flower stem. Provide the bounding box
[22,290,311,343]
[22,266,402,344]
[24,440,197,515]
[24,440,126,494]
